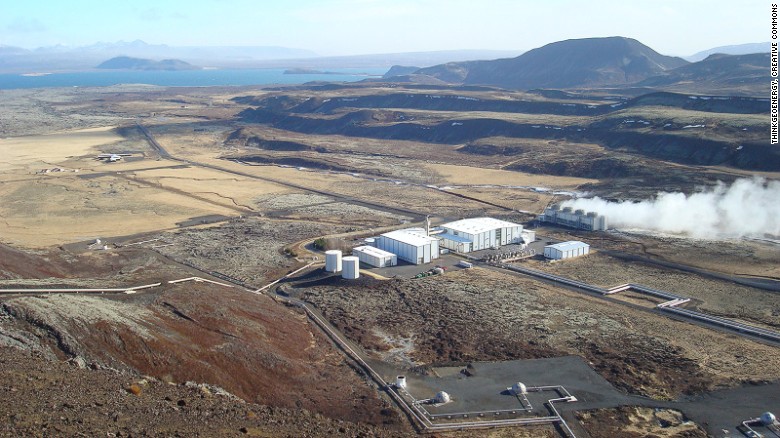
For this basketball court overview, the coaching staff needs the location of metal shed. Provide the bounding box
[352,245,397,268]
[543,241,590,260]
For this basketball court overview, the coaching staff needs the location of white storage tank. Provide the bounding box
[396,375,407,389]
[761,412,777,425]
[342,256,360,279]
[364,238,376,247]
[325,250,342,272]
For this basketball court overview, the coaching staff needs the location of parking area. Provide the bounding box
[365,253,469,279]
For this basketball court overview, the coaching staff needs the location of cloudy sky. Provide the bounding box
[0,0,769,56]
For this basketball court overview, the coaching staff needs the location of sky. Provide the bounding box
[0,0,769,57]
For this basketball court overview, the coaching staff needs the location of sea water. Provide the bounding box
[0,68,386,90]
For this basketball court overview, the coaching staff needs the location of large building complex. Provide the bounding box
[376,228,440,265]
[438,217,524,253]
[539,205,607,231]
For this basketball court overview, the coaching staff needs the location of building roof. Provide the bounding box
[437,232,473,244]
[353,245,396,258]
[441,217,522,235]
[381,229,439,247]
[545,241,589,251]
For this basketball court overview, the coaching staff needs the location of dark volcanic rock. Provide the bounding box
[415,37,688,89]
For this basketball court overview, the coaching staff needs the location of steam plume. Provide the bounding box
[561,177,780,239]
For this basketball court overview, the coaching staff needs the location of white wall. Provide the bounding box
[376,236,438,265]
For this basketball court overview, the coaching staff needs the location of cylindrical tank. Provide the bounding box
[761,412,777,425]
[364,238,376,247]
[562,207,573,213]
[325,250,342,272]
[550,204,560,211]
[511,382,527,395]
[396,375,407,389]
[575,209,585,216]
[435,391,450,404]
[341,256,360,279]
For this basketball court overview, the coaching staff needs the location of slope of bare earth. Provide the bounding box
[300,269,780,400]
[0,346,406,438]
[0,244,406,431]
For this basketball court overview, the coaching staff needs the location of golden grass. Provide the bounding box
[0,126,123,173]
[426,163,597,188]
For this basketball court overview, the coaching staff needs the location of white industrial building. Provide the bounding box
[352,245,397,268]
[438,217,523,253]
[540,205,607,231]
[376,229,440,265]
[543,241,590,260]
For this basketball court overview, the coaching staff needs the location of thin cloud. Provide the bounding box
[136,8,187,21]
[6,17,47,33]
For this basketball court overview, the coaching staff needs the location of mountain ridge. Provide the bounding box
[413,37,688,90]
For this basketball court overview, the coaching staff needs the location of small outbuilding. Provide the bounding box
[543,241,590,260]
[352,245,397,268]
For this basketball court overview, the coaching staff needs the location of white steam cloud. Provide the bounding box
[561,177,780,239]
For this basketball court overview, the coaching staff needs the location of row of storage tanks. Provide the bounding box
[324,250,359,279]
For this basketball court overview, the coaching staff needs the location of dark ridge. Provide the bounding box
[414,36,688,90]
[624,92,768,114]
[239,107,780,170]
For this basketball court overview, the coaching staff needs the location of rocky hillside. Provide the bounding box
[415,37,688,89]
[0,347,403,437]
[637,53,769,92]
[0,243,406,433]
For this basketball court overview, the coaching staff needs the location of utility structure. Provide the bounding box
[543,241,590,260]
[539,205,607,231]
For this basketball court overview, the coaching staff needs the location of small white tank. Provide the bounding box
[364,238,376,247]
[341,256,360,280]
[325,250,342,272]
[395,375,407,389]
[761,411,777,425]
[511,382,527,395]
[434,391,450,404]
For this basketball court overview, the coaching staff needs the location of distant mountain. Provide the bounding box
[0,45,28,55]
[414,37,689,90]
[637,53,768,95]
[263,50,524,70]
[686,42,771,62]
[383,65,420,78]
[0,40,317,72]
[96,56,199,71]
